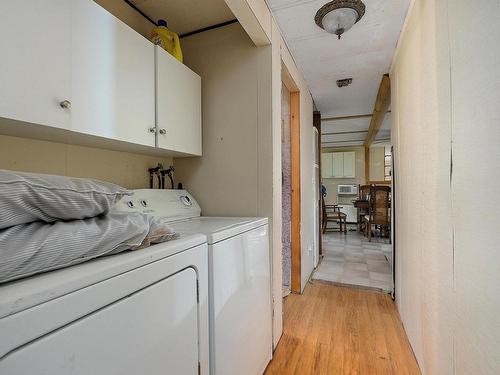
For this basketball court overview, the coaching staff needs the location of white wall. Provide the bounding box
[449,1,500,373]
[391,0,500,374]
[174,23,272,218]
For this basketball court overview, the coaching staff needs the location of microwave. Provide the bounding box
[337,184,358,195]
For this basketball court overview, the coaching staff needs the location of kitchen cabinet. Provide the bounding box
[342,151,355,178]
[0,0,71,130]
[71,0,156,147]
[321,153,333,178]
[156,46,202,156]
[332,153,344,178]
[321,151,356,178]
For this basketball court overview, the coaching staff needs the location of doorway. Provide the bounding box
[313,145,394,292]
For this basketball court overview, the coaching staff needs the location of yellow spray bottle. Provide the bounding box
[150,19,183,63]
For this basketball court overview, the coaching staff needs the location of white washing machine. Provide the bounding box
[115,189,273,375]
[0,204,209,374]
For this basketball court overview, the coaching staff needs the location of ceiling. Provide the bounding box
[268,0,410,147]
[130,0,235,35]
[322,113,392,148]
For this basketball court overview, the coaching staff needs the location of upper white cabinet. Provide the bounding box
[71,0,155,147]
[0,0,202,156]
[321,153,333,178]
[332,153,344,178]
[156,46,202,156]
[321,151,356,178]
[342,152,355,178]
[0,0,71,130]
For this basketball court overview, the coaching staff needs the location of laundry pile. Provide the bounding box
[0,170,177,283]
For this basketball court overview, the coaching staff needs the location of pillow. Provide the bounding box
[0,212,177,283]
[134,218,178,250]
[0,170,130,229]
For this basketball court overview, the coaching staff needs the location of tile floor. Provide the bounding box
[312,228,393,291]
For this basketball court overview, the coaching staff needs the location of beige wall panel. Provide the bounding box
[94,0,153,38]
[174,24,263,216]
[369,146,385,181]
[0,135,67,175]
[0,134,172,188]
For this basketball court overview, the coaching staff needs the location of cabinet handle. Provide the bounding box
[59,100,71,109]
[148,127,157,134]
[159,129,166,135]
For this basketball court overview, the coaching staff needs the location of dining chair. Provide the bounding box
[357,184,371,232]
[363,185,391,242]
[323,204,347,234]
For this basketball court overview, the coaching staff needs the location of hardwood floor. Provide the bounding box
[265,281,421,375]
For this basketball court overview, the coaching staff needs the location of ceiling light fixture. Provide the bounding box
[315,0,366,39]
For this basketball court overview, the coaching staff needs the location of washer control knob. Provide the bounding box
[180,195,192,206]
[59,100,71,109]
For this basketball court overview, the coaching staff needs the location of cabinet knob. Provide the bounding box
[159,129,166,135]
[59,100,71,109]
[148,127,157,134]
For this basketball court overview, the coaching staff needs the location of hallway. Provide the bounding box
[265,282,420,375]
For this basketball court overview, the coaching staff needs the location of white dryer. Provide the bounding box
[0,204,209,374]
[115,189,273,375]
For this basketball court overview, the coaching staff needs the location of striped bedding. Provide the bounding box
[0,212,176,283]
[0,169,129,230]
[0,170,177,283]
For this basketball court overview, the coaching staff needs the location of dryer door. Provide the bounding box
[0,268,199,375]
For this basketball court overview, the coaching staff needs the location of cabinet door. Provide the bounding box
[332,153,344,177]
[71,0,155,147]
[0,0,71,130]
[156,46,202,156]
[343,151,356,178]
[321,153,333,178]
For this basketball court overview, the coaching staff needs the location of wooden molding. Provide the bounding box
[321,111,391,123]
[322,113,373,122]
[291,91,301,294]
[364,74,391,147]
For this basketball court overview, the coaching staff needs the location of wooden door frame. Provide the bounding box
[290,90,301,293]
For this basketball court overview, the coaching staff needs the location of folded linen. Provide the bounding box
[0,212,176,283]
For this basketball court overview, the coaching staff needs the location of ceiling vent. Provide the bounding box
[336,78,353,87]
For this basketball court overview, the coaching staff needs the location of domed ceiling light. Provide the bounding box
[315,0,366,39]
